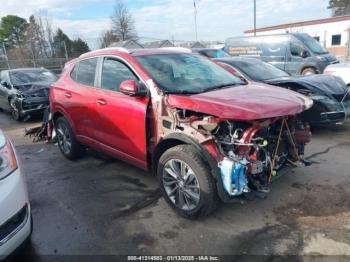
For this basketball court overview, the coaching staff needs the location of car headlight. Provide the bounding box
[310,95,337,104]
[304,97,314,110]
[316,55,327,62]
[0,137,18,180]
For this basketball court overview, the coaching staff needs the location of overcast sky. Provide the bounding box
[0,0,331,48]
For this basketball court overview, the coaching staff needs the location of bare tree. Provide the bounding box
[26,13,55,59]
[99,30,119,48]
[111,0,137,41]
[328,0,350,16]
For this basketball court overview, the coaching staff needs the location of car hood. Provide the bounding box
[167,83,312,121]
[265,75,347,96]
[14,82,51,98]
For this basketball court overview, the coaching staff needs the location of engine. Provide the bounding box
[213,118,311,196]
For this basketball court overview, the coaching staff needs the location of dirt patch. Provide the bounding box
[304,233,350,255]
[276,183,350,219]
[297,212,350,230]
[111,189,162,219]
[232,224,304,256]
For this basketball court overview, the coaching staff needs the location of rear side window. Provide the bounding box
[71,58,98,87]
[101,58,137,92]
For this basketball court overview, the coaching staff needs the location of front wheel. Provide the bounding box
[302,67,316,75]
[10,99,22,121]
[55,117,85,160]
[157,145,218,219]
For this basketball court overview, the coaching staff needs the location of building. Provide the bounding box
[143,40,174,48]
[109,40,144,49]
[178,41,207,48]
[244,15,350,60]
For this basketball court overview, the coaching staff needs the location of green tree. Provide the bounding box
[328,0,350,16]
[0,15,28,48]
[71,38,90,56]
[52,28,72,58]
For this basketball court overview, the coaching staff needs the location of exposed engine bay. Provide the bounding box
[172,109,311,199]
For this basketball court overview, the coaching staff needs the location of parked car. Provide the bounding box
[50,48,312,218]
[192,48,230,58]
[0,129,32,260]
[0,68,58,121]
[215,57,350,125]
[324,62,350,86]
[224,33,339,75]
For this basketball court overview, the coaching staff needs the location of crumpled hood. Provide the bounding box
[167,83,312,121]
[265,75,347,96]
[14,82,51,98]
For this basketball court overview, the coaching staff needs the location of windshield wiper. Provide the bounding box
[165,90,201,95]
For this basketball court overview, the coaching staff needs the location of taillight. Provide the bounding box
[0,138,18,179]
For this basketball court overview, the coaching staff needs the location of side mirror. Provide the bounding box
[0,80,10,89]
[119,80,147,97]
[301,50,310,59]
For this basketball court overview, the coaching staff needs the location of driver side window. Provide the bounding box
[290,42,306,57]
[101,58,137,92]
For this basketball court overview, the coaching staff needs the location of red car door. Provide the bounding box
[93,57,149,168]
[61,58,99,140]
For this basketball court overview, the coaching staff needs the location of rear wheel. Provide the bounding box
[55,117,85,160]
[158,145,218,219]
[301,67,316,75]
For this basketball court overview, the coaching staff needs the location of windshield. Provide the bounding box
[135,53,245,94]
[227,59,289,81]
[199,49,230,58]
[296,34,328,55]
[10,70,58,85]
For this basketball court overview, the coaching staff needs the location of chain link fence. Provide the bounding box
[0,57,68,74]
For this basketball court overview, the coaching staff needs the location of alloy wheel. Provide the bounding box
[162,159,201,211]
[56,122,72,155]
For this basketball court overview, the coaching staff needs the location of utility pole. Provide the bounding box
[63,41,68,60]
[29,42,36,67]
[194,0,198,41]
[347,27,350,61]
[2,42,10,69]
[254,0,257,36]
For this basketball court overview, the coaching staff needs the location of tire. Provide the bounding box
[55,117,85,160]
[301,67,316,75]
[157,145,218,219]
[10,99,23,121]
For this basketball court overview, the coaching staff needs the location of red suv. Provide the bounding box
[50,48,312,218]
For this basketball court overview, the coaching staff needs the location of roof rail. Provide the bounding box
[160,47,192,53]
[79,47,130,58]
[101,47,131,53]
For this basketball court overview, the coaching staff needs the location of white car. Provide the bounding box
[0,129,32,260]
[324,62,350,86]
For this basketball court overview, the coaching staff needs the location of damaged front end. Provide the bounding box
[214,118,311,198]
[163,106,311,201]
[11,84,50,120]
